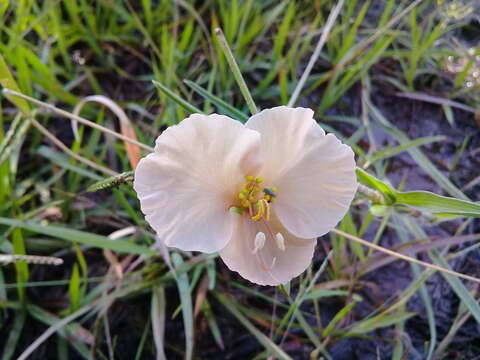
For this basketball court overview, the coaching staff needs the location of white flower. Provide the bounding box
[134,106,357,285]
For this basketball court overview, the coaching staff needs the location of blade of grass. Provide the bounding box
[183,79,248,122]
[288,0,345,106]
[214,292,292,360]
[0,217,158,256]
[151,285,167,360]
[331,229,480,283]
[171,253,194,360]
[214,28,257,115]
[152,80,203,114]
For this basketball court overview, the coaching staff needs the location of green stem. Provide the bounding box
[214,28,258,115]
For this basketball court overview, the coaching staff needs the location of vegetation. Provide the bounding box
[1,0,480,358]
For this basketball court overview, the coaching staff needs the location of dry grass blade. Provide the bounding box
[2,89,153,152]
[347,233,480,275]
[394,92,476,113]
[331,229,480,283]
[72,95,142,169]
[17,304,94,360]
[30,118,117,176]
[193,274,210,319]
[287,0,345,106]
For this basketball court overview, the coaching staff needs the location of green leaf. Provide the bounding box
[1,311,26,360]
[214,292,292,359]
[356,168,396,204]
[69,263,81,312]
[395,191,480,217]
[0,55,30,115]
[347,312,416,335]
[184,80,249,122]
[27,304,91,358]
[151,285,167,360]
[171,253,194,360]
[357,169,480,218]
[0,218,158,256]
[152,80,203,114]
[366,135,446,165]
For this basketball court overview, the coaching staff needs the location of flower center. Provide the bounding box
[232,175,277,221]
[229,175,285,274]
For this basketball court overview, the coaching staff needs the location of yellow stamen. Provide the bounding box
[255,177,263,183]
[238,193,245,199]
[251,200,264,221]
[246,175,254,181]
[263,199,270,221]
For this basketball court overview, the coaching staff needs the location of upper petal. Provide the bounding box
[219,212,316,286]
[134,114,262,253]
[246,106,357,238]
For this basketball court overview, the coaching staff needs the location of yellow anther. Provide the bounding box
[246,175,254,181]
[271,187,278,193]
[248,195,255,202]
[255,177,263,183]
[241,199,250,208]
[264,195,271,201]
[251,200,264,221]
[238,193,245,199]
[241,188,248,194]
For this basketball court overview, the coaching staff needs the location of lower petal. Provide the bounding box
[219,212,316,286]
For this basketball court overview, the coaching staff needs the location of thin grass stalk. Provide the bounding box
[214,28,258,115]
[2,89,154,152]
[331,229,480,283]
[30,118,117,176]
[288,0,345,107]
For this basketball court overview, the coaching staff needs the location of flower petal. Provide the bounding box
[219,212,316,286]
[134,114,262,253]
[246,106,357,238]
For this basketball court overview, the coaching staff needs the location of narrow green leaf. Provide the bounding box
[171,253,194,360]
[356,168,396,204]
[367,136,446,165]
[69,264,81,312]
[347,312,416,334]
[0,218,158,256]
[1,311,26,360]
[151,285,167,360]
[184,80,248,122]
[152,80,203,114]
[0,57,30,114]
[214,292,292,360]
[323,301,357,336]
[395,191,480,217]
